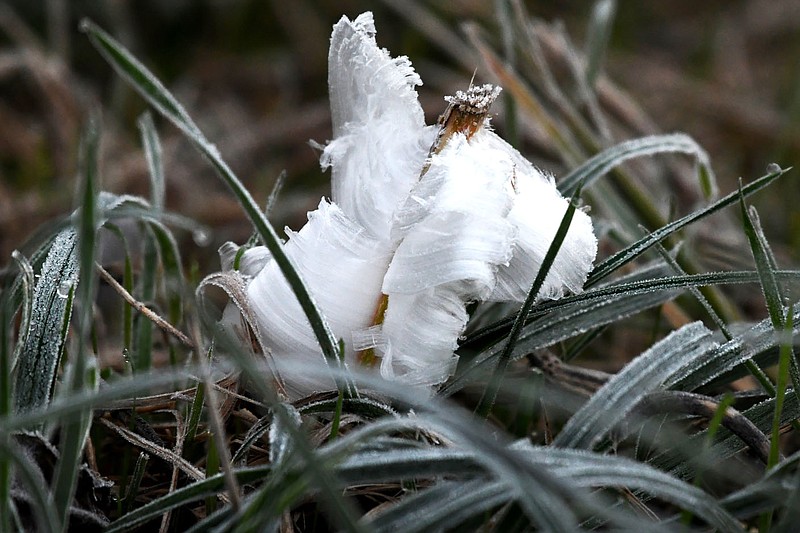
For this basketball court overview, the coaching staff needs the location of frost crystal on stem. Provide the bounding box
[221,12,597,399]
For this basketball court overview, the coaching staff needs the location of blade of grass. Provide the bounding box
[770,307,794,468]
[102,224,135,360]
[12,229,79,413]
[52,114,101,530]
[0,266,16,531]
[0,439,61,532]
[553,321,714,449]
[558,133,714,198]
[653,241,775,395]
[9,250,35,370]
[329,339,346,440]
[133,228,157,372]
[462,268,800,353]
[476,186,582,417]
[681,392,734,525]
[741,195,800,406]
[136,111,187,363]
[137,111,164,211]
[121,452,149,514]
[587,166,788,286]
[80,20,344,379]
[450,269,800,397]
[0,368,188,432]
[584,0,616,88]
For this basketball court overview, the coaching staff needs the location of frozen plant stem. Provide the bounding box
[95,263,194,350]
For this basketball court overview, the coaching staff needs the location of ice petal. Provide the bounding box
[386,134,517,296]
[379,288,466,387]
[323,12,435,240]
[247,199,391,397]
[477,131,597,301]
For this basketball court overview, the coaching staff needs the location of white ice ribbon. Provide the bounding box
[226,12,597,398]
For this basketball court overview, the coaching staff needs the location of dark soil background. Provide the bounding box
[1,0,799,270]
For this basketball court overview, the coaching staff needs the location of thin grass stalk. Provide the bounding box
[741,193,800,410]
[584,0,616,88]
[134,228,157,371]
[0,367,187,433]
[189,322,242,512]
[186,380,205,443]
[588,167,787,286]
[137,111,164,211]
[209,330,367,532]
[681,393,734,526]
[122,452,149,514]
[476,186,581,417]
[52,115,100,530]
[769,308,794,468]
[654,241,776,394]
[0,291,12,532]
[329,340,346,441]
[79,21,346,387]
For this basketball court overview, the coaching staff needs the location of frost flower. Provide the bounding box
[224,12,597,399]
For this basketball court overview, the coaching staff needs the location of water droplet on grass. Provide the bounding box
[57,280,73,298]
[766,163,782,174]
[193,228,211,246]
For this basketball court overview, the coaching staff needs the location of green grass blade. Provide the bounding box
[105,468,259,532]
[670,302,800,391]
[52,115,101,531]
[741,197,800,409]
[742,200,785,328]
[12,229,79,414]
[133,228,157,372]
[1,439,61,532]
[102,224,135,357]
[80,19,342,371]
[558,133,715,197]
[137,111,165,210]
[0,266,18,531]
[449,269,800,396]
[121,452,149,514]
[230,414,271,465]
[586,166,788,286]
[462,268,800,353]
[518,446,743,531]
[9,251,35,370]
[769,307,794,468]
[654,242,775,394]
[476,186,581,417]
[369,478,507,532]
[0,368,189,432]
[584,0,616,87]
[553,321,714,449]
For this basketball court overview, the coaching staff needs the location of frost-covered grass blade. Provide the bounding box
[79,19,343,373]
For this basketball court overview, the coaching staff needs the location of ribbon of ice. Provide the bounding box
[224,12,597,398]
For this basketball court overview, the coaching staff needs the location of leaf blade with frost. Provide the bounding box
[559,133,716,197]
[80,18,342,373]
[13,228,79,413]
[587,166,788,285]
[554,321,716,449]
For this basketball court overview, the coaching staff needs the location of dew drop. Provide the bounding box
[766,163,782,174]
[193,228,211,247]
[57,280,73,298]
